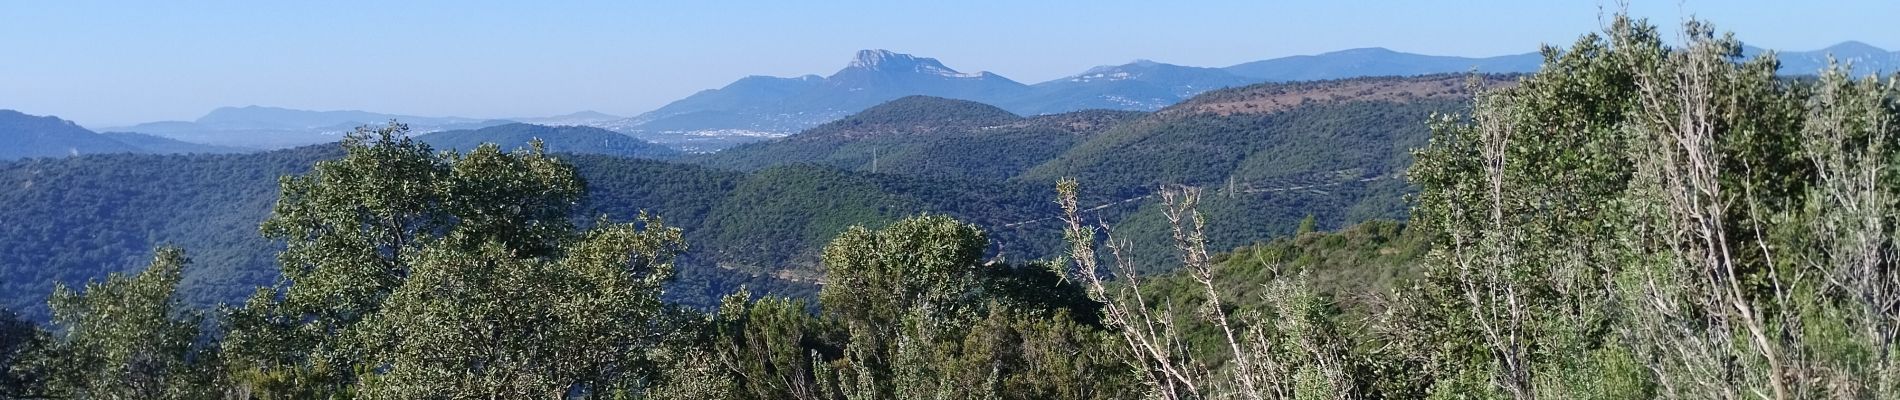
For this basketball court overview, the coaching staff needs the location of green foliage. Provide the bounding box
[0,145,337,321]
[0,308,49,398]
[1021,93,1464,192]
[820,215,989,327]
[696,86,1467,272]
[1404,20,1651,399]
[706,289,840,400]
[1045,14,1899,397]
[0,137,1070,320]
[232,124,583,387]
[1402,13,1900,400]
[225,122,691,396]
[818,215,991,398]
[704,167,927,272]
[0,138,1043,320]
[38,248,221,399]
[358,215,684,398]
[0,76,1487,323]
[652,215,1135,400]
[1152,219,1428,318]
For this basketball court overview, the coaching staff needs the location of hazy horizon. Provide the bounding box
[6,0,1898,127]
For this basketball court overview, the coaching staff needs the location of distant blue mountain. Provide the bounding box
[111,106,514,149]
[604,42,1896,150]
[600,48,1541,144]
[1004,60,1257,114]
[603,50,1030,143]
[1747,41,1900,77]
[0,110,143,160]
[98,43,1895,153]
[1223,47,1543,81]
[193,106,482,130]
[0,110,247,160]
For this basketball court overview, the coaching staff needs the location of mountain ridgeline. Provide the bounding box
[0,110,246,160]
[694,96,1142,181]
[107,106,516,149]
[592,42,1898,149]
[596,48,1541,145]
[42,42,1892,154]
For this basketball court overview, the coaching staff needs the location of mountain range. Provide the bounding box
[102,106,518,150]
[0,110,247,160]
[1750,41,1900,76]
[19,42,1897,154]
[593,42,1900,150]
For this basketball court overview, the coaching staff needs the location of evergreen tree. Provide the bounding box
[38,248,221,399]
[224,122,684,397]
[1409,13,1899,400]
[0,308,49,399]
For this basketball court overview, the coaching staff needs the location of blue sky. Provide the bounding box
[4,1,1896,127]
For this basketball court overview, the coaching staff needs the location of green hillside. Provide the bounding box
[1019,74,1509,190]
[0,146,338,320]
[0,141,1078,319]
[691,96,1144,181]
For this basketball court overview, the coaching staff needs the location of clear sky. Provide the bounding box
[4,0,1896,127]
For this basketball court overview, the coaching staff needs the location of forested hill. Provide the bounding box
[691,75,1511,268]
[0,142,1077,320]
[0,110,255,160]
[0,146,340,320]
[1010,74,1513,269]
[415,123,684,159]
[0,111,163,160]
[1018,74,1517,190]
[690,96,1145,180]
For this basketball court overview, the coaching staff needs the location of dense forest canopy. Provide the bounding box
[2,13,1897,400]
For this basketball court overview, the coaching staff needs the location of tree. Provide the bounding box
[652,214,1134,400]
[1410,13,1900,400]
[225,122,680,397]
[1058,181,1360,400]
[39,248,221,399]
[705,288,837,400]
[358,215,684,398]
[817,215,990,399]
[0,308,50,399]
